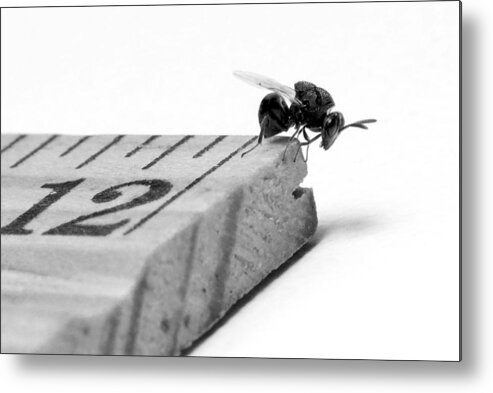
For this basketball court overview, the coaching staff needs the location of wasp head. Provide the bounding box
[322,114,377,150]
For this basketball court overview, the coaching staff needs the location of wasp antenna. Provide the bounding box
[341,123,366,131]
[341,118,377,131]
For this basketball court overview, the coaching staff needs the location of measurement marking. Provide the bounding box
[124,267,149,355]
[10,135,58,168]
[1,135,27,155]
[101,306,121,355]
[207,188,244,325]
[124,136,256,235]
[142,135,193,170]
[125,135,160,158]
[169,223,200,355]
[76,135,124,169]
[60,135,91,157]
[192,135,227,159]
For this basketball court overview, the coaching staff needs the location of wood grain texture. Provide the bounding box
[1,134,317,355]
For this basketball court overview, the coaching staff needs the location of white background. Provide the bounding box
[1,0,491,391]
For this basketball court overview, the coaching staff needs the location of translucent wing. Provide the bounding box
[233,70,301,105]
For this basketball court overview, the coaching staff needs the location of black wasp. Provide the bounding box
[233,71,376,161]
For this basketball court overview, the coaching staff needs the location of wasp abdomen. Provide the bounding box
[258,93,293,138]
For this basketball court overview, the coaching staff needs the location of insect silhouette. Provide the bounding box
[233,71,376,161]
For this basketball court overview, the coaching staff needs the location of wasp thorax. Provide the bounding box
[294,81,335,128]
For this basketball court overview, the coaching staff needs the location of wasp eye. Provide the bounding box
[321,112,345,150]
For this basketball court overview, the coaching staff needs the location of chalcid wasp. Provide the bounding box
[233,71,376,161]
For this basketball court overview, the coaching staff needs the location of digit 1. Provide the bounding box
[0,179,85,235]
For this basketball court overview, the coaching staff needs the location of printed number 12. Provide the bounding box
[1,179,172,236]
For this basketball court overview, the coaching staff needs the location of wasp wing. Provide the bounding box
[233,70,301,105]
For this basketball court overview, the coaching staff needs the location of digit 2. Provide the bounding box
[44,179,173,236]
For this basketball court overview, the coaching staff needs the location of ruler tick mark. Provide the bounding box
[10,135,58,168]
[76,135,124,169]
[193,136,227,158]
[142,135,193,170]
[125,135,160,158]
[124,267,149,355]
[60,136,91,157]
[124,137,256,235]
[1,135,27,155]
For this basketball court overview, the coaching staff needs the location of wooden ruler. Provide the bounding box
[1,133,317,356]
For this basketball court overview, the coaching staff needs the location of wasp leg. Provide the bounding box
[293,142,304,162]
[302,127,310,142]
[282,126,304,162]
[241,118,266,158]
[293,141,310,162]
[293,133,322,162]
[289,126,304,142]
[303,142,311,162]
